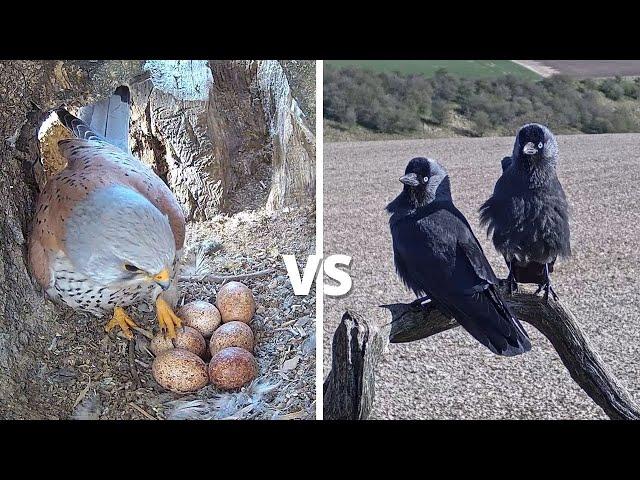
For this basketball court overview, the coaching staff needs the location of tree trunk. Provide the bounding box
[0,60,144,418]
[129,60,316,218]
[130,64,220,221]
[207,60,271,213]
[207,60,316,211]
[256,60,316,210]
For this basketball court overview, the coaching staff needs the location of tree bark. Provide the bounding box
[279,60,316,128]
[207,60,270,213]
[256,61,316,210]
[324,291,640,420]
[0,60,143,419]
[323,311,386,420]
[207,60,316,212]
[130,61,220,221]
[128,60,315,217]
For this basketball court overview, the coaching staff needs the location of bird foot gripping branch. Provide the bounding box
[324,295,640,420]
[479,123,570,307]
[534,282,559,302]
[387,157,531,357]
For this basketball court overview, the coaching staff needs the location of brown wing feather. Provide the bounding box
[28,234,53,290]
[28,175,70,289]
[28,138,185,289]
[57,139,186,250]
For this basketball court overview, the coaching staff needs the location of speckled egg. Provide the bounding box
[215,281,256,324]
[149,333,175,356]
[152,349,209,393]
[173,326,207,358]
[149,326,207,359]
[209,321,254,356]
[208,347,258,390]
[177,301,222,338]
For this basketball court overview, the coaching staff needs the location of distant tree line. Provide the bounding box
[324,66,640,136]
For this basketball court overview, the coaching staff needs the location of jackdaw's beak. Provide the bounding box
[523,142,538,155]
[399,173,420,186]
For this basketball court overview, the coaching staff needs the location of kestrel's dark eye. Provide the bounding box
[124,264,140,272]
[538,142,544,149]
[423,176,429,183]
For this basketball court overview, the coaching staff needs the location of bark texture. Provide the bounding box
[130,61,222,220]
[257,61,316,210]
[0,60,143,418]
[129,60,316,218]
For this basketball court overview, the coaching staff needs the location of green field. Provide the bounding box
[325,60,541,80]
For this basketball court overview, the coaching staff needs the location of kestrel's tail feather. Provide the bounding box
[56,85,131,153]
[55,107,103,143]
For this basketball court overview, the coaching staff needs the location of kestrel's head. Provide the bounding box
[65,185,176,290]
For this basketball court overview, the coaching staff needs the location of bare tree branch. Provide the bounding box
[179,268,274,283]
[324,291,640,420]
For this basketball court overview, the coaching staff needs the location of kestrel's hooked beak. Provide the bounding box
[153,268,171,290]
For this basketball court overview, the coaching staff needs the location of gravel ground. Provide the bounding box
[323,133,640,419]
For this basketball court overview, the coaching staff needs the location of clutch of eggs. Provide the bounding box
[151,282,259,393]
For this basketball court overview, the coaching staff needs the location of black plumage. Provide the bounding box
[387,157,531,356]
[479,123,571,299]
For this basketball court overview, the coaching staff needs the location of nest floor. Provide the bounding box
[28,205,316,420]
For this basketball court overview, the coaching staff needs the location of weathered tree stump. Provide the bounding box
[323,291,640,420]
[129,60,315,219]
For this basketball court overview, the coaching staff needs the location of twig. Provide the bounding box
[128,339,142,389]
[383,291,640,420]
[72,376,91,409]
[128,402,157,420]
[132,326,154,340]
[179,268,274,283]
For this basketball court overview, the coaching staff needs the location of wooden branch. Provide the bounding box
[128,339,142,389]
[324,291,640,420]
[179,268,274,283]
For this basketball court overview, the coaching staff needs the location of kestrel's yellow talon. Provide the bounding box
[105,306,138,339]
[156,296,182,339]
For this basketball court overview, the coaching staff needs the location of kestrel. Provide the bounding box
[28,86,186,339]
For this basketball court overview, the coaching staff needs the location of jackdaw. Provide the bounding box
[387,157,531,356]
[479,123,571,300]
